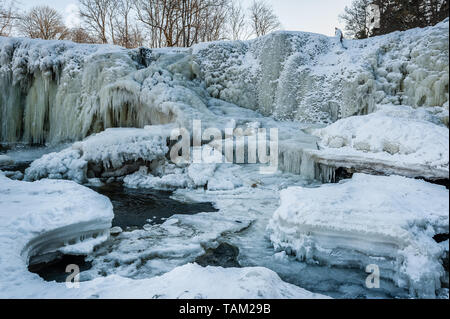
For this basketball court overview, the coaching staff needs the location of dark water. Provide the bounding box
[0,161,30,173]
[89,183,218,228]
[29,183,218,282]
[28,254,92,283]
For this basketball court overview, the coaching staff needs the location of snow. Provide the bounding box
[194,19,448,123]
[24,126,170,183]
[0,154,13,166]
[310,104,449,180]
[0,19,448,299]
[267,174,449,298]
[72,263,330,299]
[0,173,325,299]
[1,19,448,144]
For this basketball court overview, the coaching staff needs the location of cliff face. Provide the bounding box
[0,19,448,144]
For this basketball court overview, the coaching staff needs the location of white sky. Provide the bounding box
[20,0,353,36]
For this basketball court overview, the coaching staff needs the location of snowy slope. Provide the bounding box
[267,174,449,298]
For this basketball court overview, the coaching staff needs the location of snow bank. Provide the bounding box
[0,173,113,295]
[311,105,449,180]
[267,174,449,298]
[69,263,329,299]
[0,173,326,299]
[24,126,170,183]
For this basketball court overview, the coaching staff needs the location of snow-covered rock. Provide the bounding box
[24,126,170,183]
[311,105,449,180]
[267,174,449,298]
[70,263,330,299]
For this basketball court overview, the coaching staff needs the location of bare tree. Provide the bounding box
[249,0,281,37]
[18,6,68,40]
[135,0,231,48]
[68,27,97,44]
[114,0,137,48]
[226,0,250,40]
[79,0,115,44]
[0,0,18,36]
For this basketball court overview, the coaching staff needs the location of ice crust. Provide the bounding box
[267,174,449,298]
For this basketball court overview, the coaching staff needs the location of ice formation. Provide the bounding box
[24,126,170,183]
[310,104,449,180]
[194,19,449,123]
[0,38,213,144]
[0,172,326,299]
[0,173,113,293]
[267,174,449,298]
[1,19,448,145]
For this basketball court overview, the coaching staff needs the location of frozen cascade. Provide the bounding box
[0,38,214,144]
[194,19,448,123]
[1,19,448,146]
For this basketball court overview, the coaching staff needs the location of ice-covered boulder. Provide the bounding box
[310,105,449,180]
[24,126,170,183]
[267,174,449,298]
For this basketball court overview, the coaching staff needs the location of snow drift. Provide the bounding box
[267,174,449,298]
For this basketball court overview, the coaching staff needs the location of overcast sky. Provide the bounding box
[21,0,353,36]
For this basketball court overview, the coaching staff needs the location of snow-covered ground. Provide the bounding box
[0,172,327,299]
